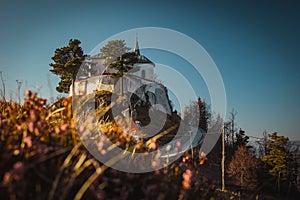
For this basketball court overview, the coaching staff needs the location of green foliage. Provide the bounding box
[49,39,86,94]
[263,132,291,190]
[56,72,72,93]
[100,40,131,67]
[108,52,139,95]
[227,146,260,190]
[108,52,138,78]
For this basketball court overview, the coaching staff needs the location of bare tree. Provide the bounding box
[16,80,22,104]
[228,109,237,147]
[0,71,5,101]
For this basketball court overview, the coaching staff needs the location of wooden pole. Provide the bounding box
[222,125,225,191]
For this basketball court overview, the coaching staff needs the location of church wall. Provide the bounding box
[133,63,154,80]
[91,58,105,75]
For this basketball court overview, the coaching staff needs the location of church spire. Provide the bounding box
[134,33,140,55]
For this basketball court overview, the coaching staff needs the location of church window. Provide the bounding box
[141,70,145,78]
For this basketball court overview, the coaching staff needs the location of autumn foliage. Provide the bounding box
[0,90,225,200]
[227,146,260,190]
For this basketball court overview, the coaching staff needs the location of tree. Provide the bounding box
[183,97,210,132]
[197,97,210,132]
[287,145,300,193]
[235,128,249,147]
[227,109,237,147]
[262,132,291,191]
[49,39,86,95]
[100,40,131,67]
[0,71,6,101]
[227,146,260,190]
[108,52,138,95]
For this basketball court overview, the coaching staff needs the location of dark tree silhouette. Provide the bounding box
[235,128,249,147]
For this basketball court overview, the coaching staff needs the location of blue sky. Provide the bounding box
[0,0,299,140]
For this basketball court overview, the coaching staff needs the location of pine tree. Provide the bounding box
[49,39,86,95]
[262,132,291,191]
[108,52,138,95]
[197,97,210,132]
[235,128,249,147]
[100,40,131,67]
[183,97,210,132]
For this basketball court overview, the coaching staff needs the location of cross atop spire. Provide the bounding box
[134,33,140,55]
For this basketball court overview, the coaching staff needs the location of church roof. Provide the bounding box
[136,55,154,64]
[134,34,154,65]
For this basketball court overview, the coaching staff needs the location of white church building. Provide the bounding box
[71,37,172,115]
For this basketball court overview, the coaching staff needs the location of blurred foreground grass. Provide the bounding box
[0,90,229,200]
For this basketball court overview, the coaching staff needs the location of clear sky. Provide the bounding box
[0,0,299,140]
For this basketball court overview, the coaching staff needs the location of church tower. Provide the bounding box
[133,34,155,80]
[134,33,140,56]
